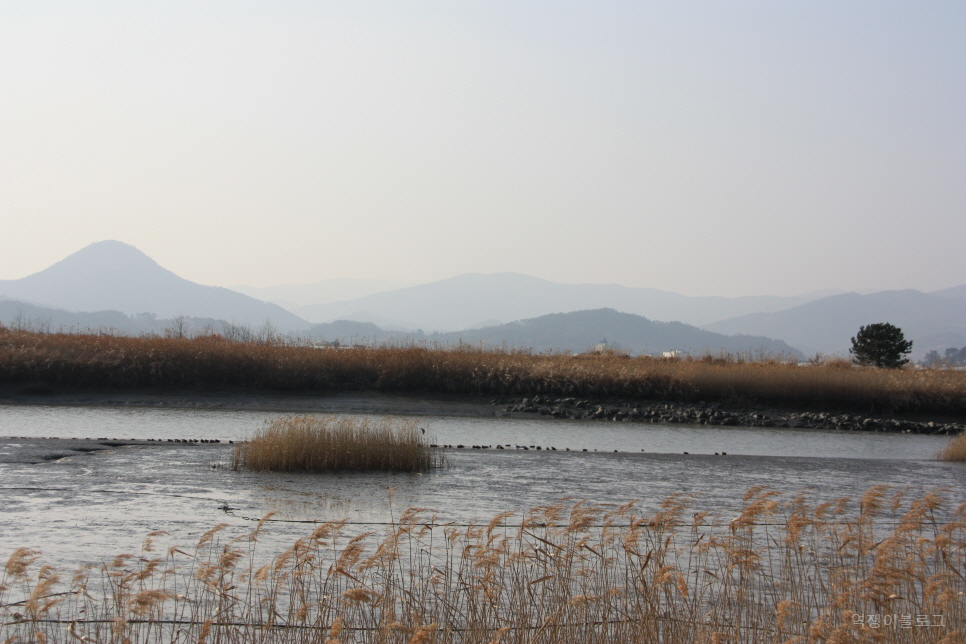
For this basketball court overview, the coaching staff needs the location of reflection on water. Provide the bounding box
[1,404,964,573]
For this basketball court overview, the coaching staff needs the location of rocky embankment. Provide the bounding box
[494,395,964,436]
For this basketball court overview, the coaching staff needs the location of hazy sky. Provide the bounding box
[2,1,963,297]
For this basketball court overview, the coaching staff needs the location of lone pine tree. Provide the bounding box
[849,323,913,368]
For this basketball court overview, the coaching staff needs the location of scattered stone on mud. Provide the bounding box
[493,395,963,436]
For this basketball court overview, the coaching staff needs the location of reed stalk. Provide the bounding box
[2,488,963,643]
[232,415,441,473]
[938,431,966,463]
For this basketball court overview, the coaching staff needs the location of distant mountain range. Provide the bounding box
[291,272,835,330]
[437,309,801,356]
[933,284,966,299]
[0,299,230,337]
[0,299,797,358]
[0,241,309,332]
[705,289,966,357]
[304,309,802,357]
[232,278,414,308]
[257,272,966,358]
[1,240,963,359]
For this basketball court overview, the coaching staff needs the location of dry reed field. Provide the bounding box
[939,432,966,463]
[1,487,963,643]
[231,415,442,473]
[2,328,965,415]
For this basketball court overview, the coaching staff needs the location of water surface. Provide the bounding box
[0,404,950,458]
[1,405,963,572]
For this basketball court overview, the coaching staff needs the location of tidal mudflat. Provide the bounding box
[1,404,963,573]
[2,402,965,642]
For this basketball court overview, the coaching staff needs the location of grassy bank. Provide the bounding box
[2,328,965,415]
[232,415,441,473]
[2,487,963,643]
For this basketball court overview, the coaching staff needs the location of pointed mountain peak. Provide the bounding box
[0,241,310,331]
[46,240,164,275]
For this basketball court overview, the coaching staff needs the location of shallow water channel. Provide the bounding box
[1,404,964,572]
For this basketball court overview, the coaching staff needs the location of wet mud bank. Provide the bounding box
[495,395,965,435]
[0,437,228,465]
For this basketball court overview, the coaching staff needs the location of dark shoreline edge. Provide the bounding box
[0,386,963,436]
[494,395,964,436]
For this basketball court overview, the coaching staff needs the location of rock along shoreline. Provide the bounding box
[495,395,965,436]
[0,386,963,437]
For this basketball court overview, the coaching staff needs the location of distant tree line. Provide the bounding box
[922,346,966,368]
